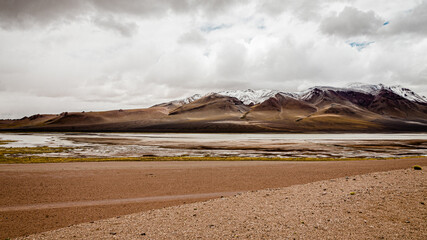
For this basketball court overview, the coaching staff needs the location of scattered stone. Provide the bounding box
[16,168,427,239]
[413,165,422,170]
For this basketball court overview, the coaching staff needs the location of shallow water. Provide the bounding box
[1,132,427,148]
[0,132,426,158]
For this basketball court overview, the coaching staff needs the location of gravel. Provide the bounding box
[18,167,426,240]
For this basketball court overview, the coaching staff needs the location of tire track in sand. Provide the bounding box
[0,191,240,212]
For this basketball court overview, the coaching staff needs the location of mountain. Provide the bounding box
[215,89,297,105]
[347,83,427,103]
[1,83,426,133]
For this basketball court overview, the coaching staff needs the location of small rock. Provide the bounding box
[413,165,422,170]
[110,232,116,235]
[421,202,425,205]
[140,233,146,236]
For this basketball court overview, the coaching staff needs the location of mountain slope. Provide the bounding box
[1,83,426,132]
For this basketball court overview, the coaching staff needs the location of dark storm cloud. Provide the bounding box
[178,29,206,45]
[0,0,84,29]
[384,1,427,36]
[320,7,384,37]
[257,0,320,17]
[0,0,241,30]
[92,15,138,37]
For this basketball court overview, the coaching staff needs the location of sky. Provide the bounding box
[1,0,427,119]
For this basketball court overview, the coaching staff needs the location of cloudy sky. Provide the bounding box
[1,0,427,118]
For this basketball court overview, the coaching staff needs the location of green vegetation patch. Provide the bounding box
[0,146,72,163]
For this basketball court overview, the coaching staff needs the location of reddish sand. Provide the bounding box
[1,158,427,239]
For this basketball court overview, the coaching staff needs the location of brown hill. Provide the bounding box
[168,94,249,118]
[367,89,427,120]
[246,94,317,121]
[1,85,426,133]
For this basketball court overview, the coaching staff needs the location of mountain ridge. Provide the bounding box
[162,83,426,108]
[1,83,426,133]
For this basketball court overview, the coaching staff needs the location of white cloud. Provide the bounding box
[0,0,426,118]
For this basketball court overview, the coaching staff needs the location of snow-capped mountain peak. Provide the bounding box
[346,83,427,103]
[345,82,385,93]
[388,85,427,103]
[216,89,290,105]
[159,83,426,108]
[182,94,202,104]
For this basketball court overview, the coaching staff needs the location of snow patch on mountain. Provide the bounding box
[346,83,427,103]
[216,89,293,105]
[160,83,426,107]
[297,83,427,103]
[182,94,202,104]
[387,85,427,103]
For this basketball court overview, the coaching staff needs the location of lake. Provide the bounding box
[1,132,426,158]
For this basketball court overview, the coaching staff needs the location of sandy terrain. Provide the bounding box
[16,166,426,239]
[1,158,427,239]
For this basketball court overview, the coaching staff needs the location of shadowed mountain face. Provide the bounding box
[1,84,427,133]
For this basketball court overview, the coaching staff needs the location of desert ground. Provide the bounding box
[1,158,427,239]
[15,167,427,240]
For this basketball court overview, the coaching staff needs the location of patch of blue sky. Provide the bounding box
[200,24,232,33]
[348,41,375,51]
[255,18,266,30]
